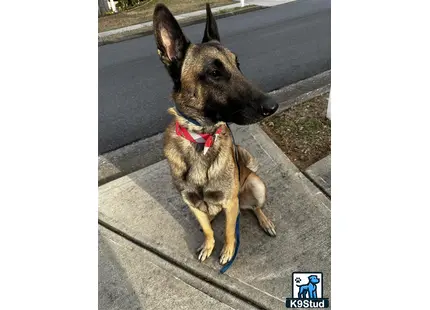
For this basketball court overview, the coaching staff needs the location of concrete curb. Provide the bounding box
[99,132,164,186]
[98,5,265,47]
[269,70,331,114]
[98,70,331,185]
[304,154,331,198]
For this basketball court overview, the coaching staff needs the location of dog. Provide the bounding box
[153,3,279,265]
[297,275,320,298]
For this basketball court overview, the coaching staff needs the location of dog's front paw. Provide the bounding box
[197,238,215,262]
[219,240,236,265]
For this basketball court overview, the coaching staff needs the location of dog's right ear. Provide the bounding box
[202,3,220,43]
[153,4,190,87]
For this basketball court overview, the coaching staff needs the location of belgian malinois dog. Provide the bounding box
[153,3,279,265]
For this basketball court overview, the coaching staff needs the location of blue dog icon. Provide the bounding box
[296,275,320,298]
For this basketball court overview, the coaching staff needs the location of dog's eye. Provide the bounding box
[210,69,221,78]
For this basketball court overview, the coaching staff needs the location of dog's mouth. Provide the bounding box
[232,110,262,125]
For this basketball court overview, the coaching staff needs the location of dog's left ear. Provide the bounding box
[202,3,220,43]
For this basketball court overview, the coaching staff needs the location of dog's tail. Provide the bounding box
[236,145,259,172]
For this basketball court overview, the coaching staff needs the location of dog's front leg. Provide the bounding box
[188,204,215,262]
[220,197,239,265]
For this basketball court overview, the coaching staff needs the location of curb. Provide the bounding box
[99,132,164,186]
[270,71,331,115]
[304,154,331,198]
[98,5,265,47]
[98,70,331,186]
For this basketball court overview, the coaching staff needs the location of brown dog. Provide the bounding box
[153,3,278,265]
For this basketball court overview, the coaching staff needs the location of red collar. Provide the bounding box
[175,121,223,155]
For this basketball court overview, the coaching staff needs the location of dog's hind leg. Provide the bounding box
[254,207,276,237]
[239,172,276,236]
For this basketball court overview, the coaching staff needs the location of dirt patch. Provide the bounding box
[99,0,233,33]
[260,93,331,171]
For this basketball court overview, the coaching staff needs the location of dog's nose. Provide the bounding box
[260,97,279,116]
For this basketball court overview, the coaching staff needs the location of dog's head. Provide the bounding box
[153,3,278,125]
[308,275,320,284]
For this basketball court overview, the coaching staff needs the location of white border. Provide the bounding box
[1,2,97,309]
[333,0,430,309]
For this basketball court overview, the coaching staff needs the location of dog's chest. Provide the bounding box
[185,152,233,187]
[182,151,235,213]
[186,158,211,186]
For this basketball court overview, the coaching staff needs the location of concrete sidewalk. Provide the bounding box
[98,124,331,309]
[99,0,298,39]
[99,225,256,310]
[234,0,296,6]
[99,3,248,38]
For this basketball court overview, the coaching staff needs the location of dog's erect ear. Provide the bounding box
[153,3,189,62]
[153,4,190,87]
[202,3,220,43]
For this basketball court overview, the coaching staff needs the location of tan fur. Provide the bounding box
[237,145,259,172]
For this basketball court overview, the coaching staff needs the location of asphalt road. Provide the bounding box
[98,0,331,154]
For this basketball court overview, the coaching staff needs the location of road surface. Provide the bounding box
[98,0,330,154]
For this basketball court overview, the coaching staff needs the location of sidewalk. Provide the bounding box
[99,0,297,40]
[99,226,254,310]
[98,124,331,309]
[99,3,247,38]
[235,0,296,6]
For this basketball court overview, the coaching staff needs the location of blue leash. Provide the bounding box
[175,107,241,274]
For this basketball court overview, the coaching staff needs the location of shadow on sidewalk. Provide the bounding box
[99,230,142,310]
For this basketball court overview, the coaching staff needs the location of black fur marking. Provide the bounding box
[185,191,202,206]
[204,190,225,203]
